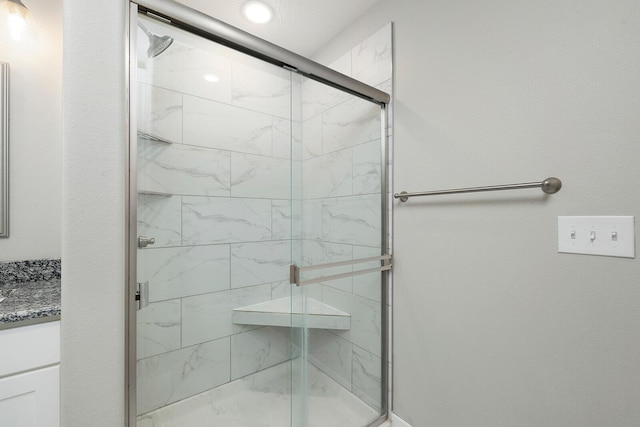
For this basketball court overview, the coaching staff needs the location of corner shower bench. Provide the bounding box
[233,296,350,330]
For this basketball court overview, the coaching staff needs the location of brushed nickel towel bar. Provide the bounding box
[394,177,562,202]
[290,255,393,286]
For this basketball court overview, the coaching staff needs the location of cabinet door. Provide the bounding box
[0,365,59,427]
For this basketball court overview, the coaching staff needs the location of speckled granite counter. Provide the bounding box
[0,259,61,329]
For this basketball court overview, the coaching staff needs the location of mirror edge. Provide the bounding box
[1,62,9,238]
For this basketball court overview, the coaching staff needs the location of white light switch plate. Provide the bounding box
[558,216,635,258]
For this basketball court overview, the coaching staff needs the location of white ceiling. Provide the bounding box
[176,0,382,57]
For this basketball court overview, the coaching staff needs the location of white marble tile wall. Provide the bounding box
[181,284,271,347]
[137,23,291,118]
[136,28,300,416]
[138,245,230,302]
[231,61,292,119]
[230,327,291,380]
[322,195,382,247]
[351,345,383,411]
[137,84,183,143]
[181,196,271,245]
[308,329,353,390]
[137,337,231,415]
[137,299,182,360]
[301,24,392,413]
[135,18,392,416]
[183,95,273,156]
[230,153,290,199]
[352,24,393,88]
[138,139,231,196]
[137,194,181,248]
[230,241,291,288]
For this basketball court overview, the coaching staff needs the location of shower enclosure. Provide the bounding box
[127,2,391,426]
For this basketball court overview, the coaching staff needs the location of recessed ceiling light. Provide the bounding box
[241,0,273,24]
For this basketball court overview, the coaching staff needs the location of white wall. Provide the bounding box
[316,1,640,426]
[0,0,62,262]
[61,0,127,426]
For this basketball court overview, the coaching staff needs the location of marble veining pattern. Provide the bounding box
[309,329,353,390]
[230,153,290,199]
[230,241,291,288]
[302,114,323,160]
[352,24,393,88]
[321,97,381,155]
[301,78,351,121]
[231,61,292,119]
[322,195,382,247]
[137,299,182,359]
[181,196,272,245]
[303,149,353,200]
[138,245,230,303]
[137,361,379,427]
[183,95,273,156]
[137,84,183,144]
[137,195,182,248]
[353,140,383,195]
[302,199,323,241]
[271,200,301,240]
[138,140,231,197]
[352,345,383,411]
[322,287,382,358]
[230,327,291,380]
[181,284,271,347]
[272,117,295,159]
[137,337,231,415]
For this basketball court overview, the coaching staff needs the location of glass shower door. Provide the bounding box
[293,78,389,427]
[129,7,390,427]
[132,12,303,426]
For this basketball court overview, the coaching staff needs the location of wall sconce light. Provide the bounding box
[0,0,34,42]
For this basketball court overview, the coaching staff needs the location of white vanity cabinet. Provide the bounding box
[0,321,60,427]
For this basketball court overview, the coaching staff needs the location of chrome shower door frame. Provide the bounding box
[125,2,392,426]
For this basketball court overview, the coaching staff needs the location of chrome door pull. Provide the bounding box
[137,236,155,248]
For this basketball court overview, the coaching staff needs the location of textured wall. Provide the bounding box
[315,1,640,426]
[61,0,127,426]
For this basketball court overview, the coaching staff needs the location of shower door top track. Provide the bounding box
[133,0,390,106]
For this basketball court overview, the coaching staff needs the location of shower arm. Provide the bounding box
[136,21,153,38]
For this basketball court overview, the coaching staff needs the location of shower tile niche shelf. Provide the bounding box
[233,297,350,330]
[137,131,174,144]
[137,190,172,197]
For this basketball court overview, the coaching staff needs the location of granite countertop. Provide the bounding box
[0,259,61,329]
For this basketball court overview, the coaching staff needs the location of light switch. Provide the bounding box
[558,216,635,258]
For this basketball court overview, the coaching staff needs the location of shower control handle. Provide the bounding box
[137,236,156,248]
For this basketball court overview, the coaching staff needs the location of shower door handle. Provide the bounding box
[135,281,150,310]
[138,236,156,248]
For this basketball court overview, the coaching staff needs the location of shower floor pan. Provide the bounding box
[137,360,378,427]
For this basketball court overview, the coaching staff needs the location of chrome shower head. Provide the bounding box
[137,22,174,58]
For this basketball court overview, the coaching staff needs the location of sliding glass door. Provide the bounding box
[129,5,389,426]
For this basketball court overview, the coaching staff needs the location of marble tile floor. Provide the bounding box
[138,360,379,427]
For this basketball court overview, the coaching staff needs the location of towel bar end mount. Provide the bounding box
[541,177,562,194]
